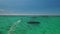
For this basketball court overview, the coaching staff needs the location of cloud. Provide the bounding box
[0,9,18,15]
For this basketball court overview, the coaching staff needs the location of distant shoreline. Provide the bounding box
[0,14,60,16]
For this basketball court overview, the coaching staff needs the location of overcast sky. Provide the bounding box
[0,0,60,15]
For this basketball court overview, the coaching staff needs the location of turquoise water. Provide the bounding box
[0,16,60,34]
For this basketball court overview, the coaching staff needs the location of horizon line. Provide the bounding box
[0,14,60,16]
